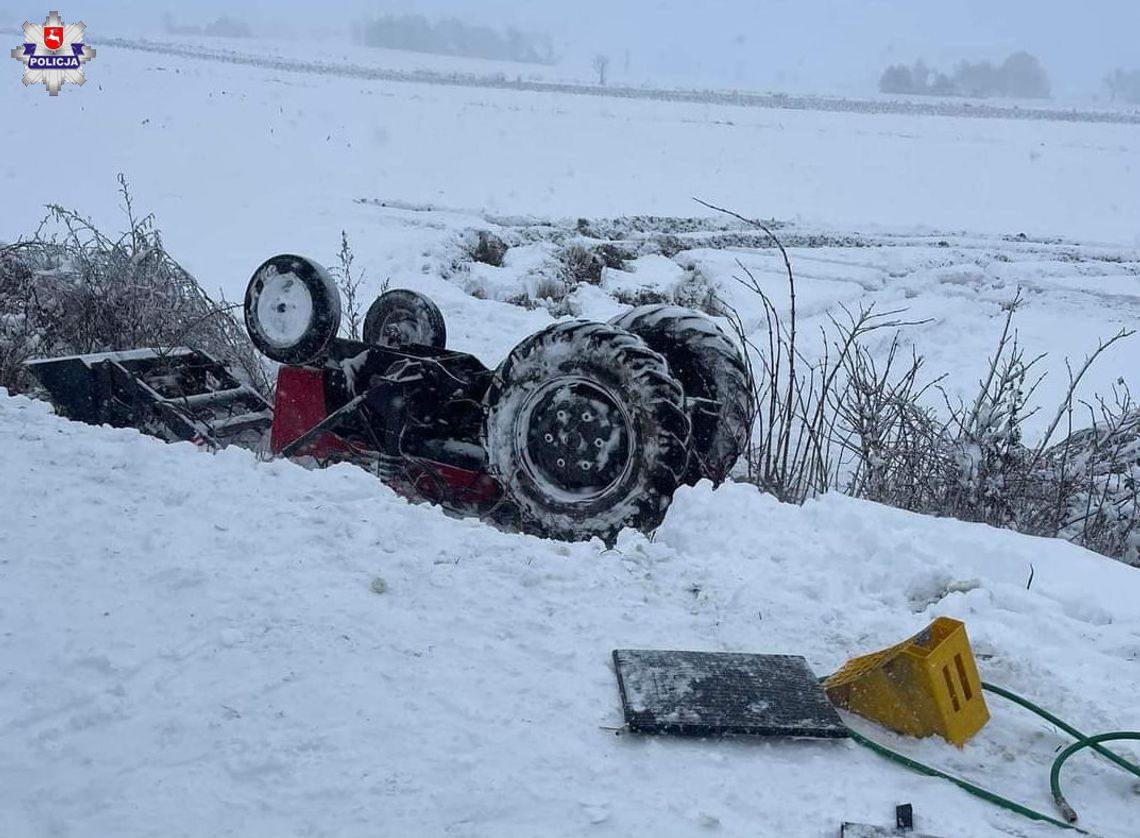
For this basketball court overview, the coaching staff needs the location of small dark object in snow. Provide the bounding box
[612,649,847,739]
[896,803,913,831]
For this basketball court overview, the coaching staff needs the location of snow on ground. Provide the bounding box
[3,392,1140,837]
[1,41,1135,432]
[1,40,1139,292]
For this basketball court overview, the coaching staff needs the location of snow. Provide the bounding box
[3,391,1140,837]
[3,31,1140,838]
[2,39,1134,432]
[23,347,192,367]
[2,40,1139,299]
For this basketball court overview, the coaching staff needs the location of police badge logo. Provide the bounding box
[10,10,96,96]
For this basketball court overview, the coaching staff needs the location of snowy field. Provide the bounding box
[2,40,1137,424]
[4,390,1140,837]
[2,38,1140,838]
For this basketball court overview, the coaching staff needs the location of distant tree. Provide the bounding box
[203,16,253,39]
[928,72,957,96]
[879,63,915,94]
[162,13,200,36]
[1000,51,1050,99]
[163,13,253,39]
[593,53,610,86]
[1105,68,1140,104]
[880,52,1050,100]
[1106,68,1125,102]
[954,59,1003,97]
[880,59,943,95]
[360,14,555,64]
[910,59,932,90]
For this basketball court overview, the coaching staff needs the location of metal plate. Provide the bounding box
[612,649,848,739]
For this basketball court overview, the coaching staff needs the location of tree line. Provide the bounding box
[881,52,1140,105]
[880,52,1051,99]
[359,15,555,65]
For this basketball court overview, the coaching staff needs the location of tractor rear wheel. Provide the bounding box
[483,321,690,543]
[610,305,754,484]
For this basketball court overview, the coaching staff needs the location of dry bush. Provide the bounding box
[720,272,924,503]
[468,230,508,267]
[533,275,568,302]
[334,230,365,340]
[1039,384,1140,564]
[0,175,269,396]
[834,337,948,508]
[559,243,603,285]
[702,198,1138,563]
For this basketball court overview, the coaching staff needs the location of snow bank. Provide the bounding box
[2,391,1138,836]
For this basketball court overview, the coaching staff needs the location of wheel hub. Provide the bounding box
[255,268,314,348]
[379,310,421,347]
[517,377,633,500]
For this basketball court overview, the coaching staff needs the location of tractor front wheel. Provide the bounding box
[362,289,447,349]
[244,254,341,365]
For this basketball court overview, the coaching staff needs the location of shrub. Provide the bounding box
[0,176,269,397]
[703,199,1137,563]
[559,244,603,285]
[468,230,508,267]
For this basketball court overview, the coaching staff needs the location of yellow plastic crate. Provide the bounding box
[825,617,989,747]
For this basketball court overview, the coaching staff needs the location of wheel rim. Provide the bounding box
[379,310,423,347]
[514,376,634,503]
[254,267,314,348]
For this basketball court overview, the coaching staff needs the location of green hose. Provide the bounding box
[1048,732,1140,824]
[839,679,1140,831]
[844,724,1082,832]
[982,682,1140,780]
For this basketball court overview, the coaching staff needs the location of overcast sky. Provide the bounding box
[9,1,1138,99]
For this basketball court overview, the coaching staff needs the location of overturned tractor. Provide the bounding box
[29,254,754,542]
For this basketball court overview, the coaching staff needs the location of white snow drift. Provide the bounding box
[2,391,1139,837]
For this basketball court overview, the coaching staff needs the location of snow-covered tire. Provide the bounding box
[363,289,447,349]
[244,254,341,365]
[610,305,754,484]
[483,321,690,543]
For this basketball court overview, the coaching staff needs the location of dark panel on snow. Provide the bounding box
[612,649,848,739]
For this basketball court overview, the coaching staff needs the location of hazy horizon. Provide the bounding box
[4,2,1138,100]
